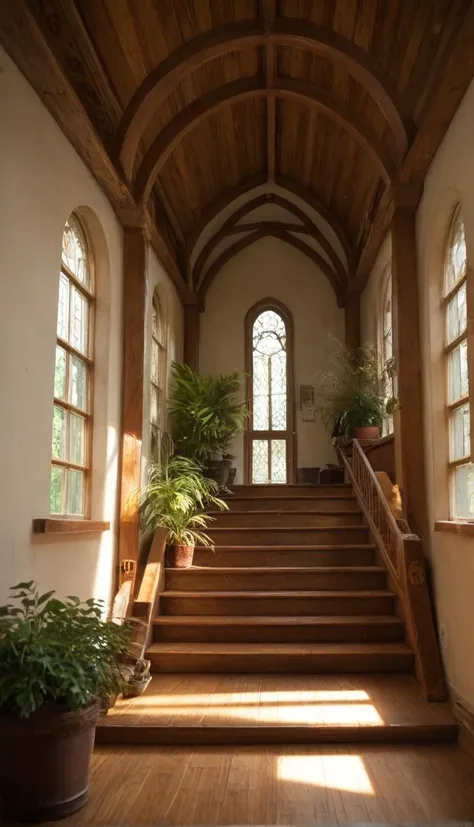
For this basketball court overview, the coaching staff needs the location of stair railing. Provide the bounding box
[339,439,446,702]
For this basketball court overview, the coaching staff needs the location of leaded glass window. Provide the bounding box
[443,206,474,518]
[150,291,168,462]
[251,309,288,483]
[50,215,94,516]
[382,273,394,436]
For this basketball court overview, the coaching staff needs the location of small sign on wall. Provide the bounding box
[300,385,315,421]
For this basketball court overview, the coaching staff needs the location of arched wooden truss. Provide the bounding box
[118,19,409,179]
[135,76,399,206]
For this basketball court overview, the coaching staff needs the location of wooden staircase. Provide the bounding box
[147,484,414,674]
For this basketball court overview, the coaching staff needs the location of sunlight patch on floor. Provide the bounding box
[277,754,375,794]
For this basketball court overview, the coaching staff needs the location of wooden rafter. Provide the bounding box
[197,228,345,306]
[260,0,277,183]
[192,192,347,289]
[117,19,409,178]
[135,77,398,206]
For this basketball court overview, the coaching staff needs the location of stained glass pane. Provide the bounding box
[445,208,467,293]
[69,356,88,411]
[62,216,88,287]
[66,469,85,516]
[54,346,67,400]
[150,385,160,425]
[271,440,287,483]
[270,350,287,429]
[448,339,469,403]
[252,439,269,484]
[452,463,474,519]
[50,466,64,515]
[57,273,69,339]
[447,282,467,344]
[150,424,160,462]
[69,412,86,466]
[253,353,269,430]
[70,286,89,354]
[151,341,159,385]
[52,405,66,460]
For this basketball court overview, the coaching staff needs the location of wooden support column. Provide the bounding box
[118,225,148,590]
[184,300,200,373]
[391,185,429,544]
[344,290,361,350]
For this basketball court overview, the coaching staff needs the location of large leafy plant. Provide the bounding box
[0,583,130,718]
[168,362,248,462]
[316,338,386,436]
[140,455,228,547]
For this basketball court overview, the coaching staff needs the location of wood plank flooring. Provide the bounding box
[32,743,474,826]
[96,674,456,745]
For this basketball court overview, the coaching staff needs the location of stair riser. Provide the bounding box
[148,652,414,674]
[165,570,386,592]
[224,497,360,512]
[161,595,394,616]
[153,622,405,644]
[211,512,363,528]
[193,548,376,567]
[208,528,370,545]
[230,485,350,497]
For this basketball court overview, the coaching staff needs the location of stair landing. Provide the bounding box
[96,673,456,745]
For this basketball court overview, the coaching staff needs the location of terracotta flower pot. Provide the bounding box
[355,425,380,440]
[0,698,100,822]
[166,543,195,568]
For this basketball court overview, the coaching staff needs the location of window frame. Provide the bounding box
[149,289,168,464]
[50,214,95,518]
[442,204,472,520]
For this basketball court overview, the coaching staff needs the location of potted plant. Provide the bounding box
[168,362,248,486]
[316,338,386,440]
[0,582,130,822]
[140,455,229,568]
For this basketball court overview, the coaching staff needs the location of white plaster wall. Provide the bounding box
[416,77,474,713]
[0,48,124,605]
[199,236,345,482]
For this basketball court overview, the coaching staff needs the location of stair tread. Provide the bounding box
[206,544,376,551]
[147,642,411,654]
[211,510,361,515]
[163,589,394,598]
[168,566,384,574]
[154,614,403,626]
[209,525,367,531]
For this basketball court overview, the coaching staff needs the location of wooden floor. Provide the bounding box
[34,743,474,826]
[96,674,456,745]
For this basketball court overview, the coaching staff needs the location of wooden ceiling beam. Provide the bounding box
[197,227,345,306]
[192,192,347,289]
[260,0,277,183]
[117,19,409,178]
[135,77,398,206]
[355,2,474,286]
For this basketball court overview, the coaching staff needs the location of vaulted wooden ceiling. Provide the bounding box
[2,0,474,304]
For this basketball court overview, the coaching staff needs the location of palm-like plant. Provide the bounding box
[140,456,228,548]
[168,362,248,462]
[316,338,386,437]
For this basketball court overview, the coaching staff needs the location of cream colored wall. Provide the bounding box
[0,49,183,608]
[199,236,345,482]
[417,77,474,713]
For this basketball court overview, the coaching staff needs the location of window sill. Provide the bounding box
[33,519,110,535]
[435,520,474,537]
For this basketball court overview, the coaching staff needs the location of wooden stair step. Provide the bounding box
[210,511,363,527]
[193,544,376,567]
[207,526,370,545]
[229,484,351,497]
[146,641,414,674]
[165,566,386,592]
[153,614,405,643]
[223,496,360,512]
[160,589,395,616]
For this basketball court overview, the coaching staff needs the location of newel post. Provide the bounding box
[390,184,429,545]
[117,224,148,590]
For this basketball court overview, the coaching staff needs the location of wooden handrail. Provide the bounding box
[339,440,446,702]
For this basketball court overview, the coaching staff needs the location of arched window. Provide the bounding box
[245,301,295,484]
[443,205,473,518]
[381,271,394,436]
[150,291,168,462]
[50,214,94,516]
